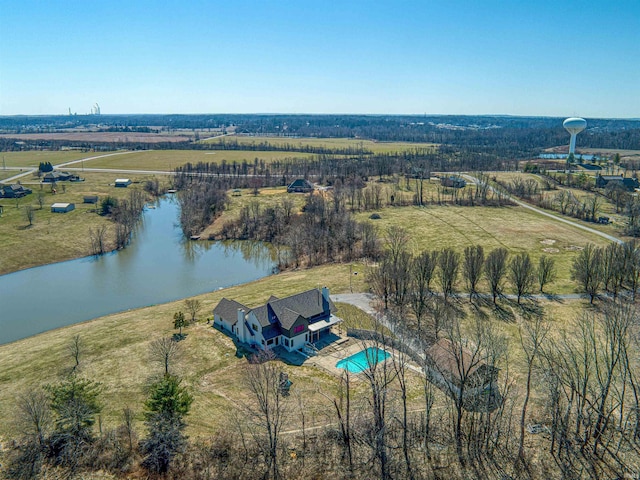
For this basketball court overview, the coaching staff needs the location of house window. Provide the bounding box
[305,334,308,342]
[284,338,289,347]
[267,339,273,345]
[253,324,259,332]
[294,325,304,334]
[275,337,279,345]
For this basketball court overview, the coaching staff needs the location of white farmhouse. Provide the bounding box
[213,287,341,352]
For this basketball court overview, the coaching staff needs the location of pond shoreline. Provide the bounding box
[0,197,276,345]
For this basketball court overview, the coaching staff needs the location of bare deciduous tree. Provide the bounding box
[463,245,484,300]
[68,334,82,371]
[537,255,556,293]
[243,349,288,479]
[571,243,602,303]
[438,247,460,302]
[360,333,397,480]
[89,225,108,256]
[517,317,549,465]
[509,251,535,304]
[485,247,509,304]
[184,299,202,323]
[24,205,35,226]
[410,250,438,330]
[17,389,51,447]
[149,337,182,376]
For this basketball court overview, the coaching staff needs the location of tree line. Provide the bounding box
[368,229,556,320]
[219,192,381,268]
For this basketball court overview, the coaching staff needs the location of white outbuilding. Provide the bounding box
[115,178,132,188]
[51,202,75,213]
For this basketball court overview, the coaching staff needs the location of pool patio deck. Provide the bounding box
[285,327,414,376]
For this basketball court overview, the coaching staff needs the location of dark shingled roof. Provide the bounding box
[288,178,313,188]
[269,304,302,330]
[270,289,335,320]
[212,288,336,333]
[250,304,271,328]
[213,298,248,325]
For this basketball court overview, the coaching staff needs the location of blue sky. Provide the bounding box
[1,0,638,117]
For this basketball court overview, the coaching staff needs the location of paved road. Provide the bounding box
[331,293,428,358]
[461,173,623,245]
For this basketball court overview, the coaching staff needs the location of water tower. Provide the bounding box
[563,117,587,155]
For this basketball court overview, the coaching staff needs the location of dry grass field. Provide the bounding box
[0,249,595,443]
[205,135,437,154]
[0,132,191,143]
[81,149,319,170]
[491,171,628,238]
[0,263,386,441]
[355,204,611,294]
[0,172,166,275]
[0,256,596,448]
[0,150,94,168]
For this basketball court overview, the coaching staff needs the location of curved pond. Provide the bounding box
[0,196,276,345]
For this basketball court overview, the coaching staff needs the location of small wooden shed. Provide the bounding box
[83,195,99,204]
[51,202,75,213]
[115,178,132,188]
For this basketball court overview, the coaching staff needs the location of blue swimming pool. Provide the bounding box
[336,347,390,373]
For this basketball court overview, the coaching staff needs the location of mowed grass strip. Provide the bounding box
[82,149,319,170]
[356,204,612,294]
[0,172,166,275]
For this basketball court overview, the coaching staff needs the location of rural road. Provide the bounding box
[461,173,623,245]
[0,151,137,184]
[2,153,624,249]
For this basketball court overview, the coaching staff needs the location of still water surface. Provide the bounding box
[0,196,275,345]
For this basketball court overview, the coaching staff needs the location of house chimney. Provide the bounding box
[321,286,330,312]
[322,286,329,302]
[237,308,245,343]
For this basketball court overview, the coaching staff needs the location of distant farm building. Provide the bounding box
[595,174,639,191]
[115,179,132,188]
[51,202,75,213]
[42,171,80,183]
[83,195,99,204]
[0,184,32,198]
[440,176,466,188]
[287,179,314,193]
